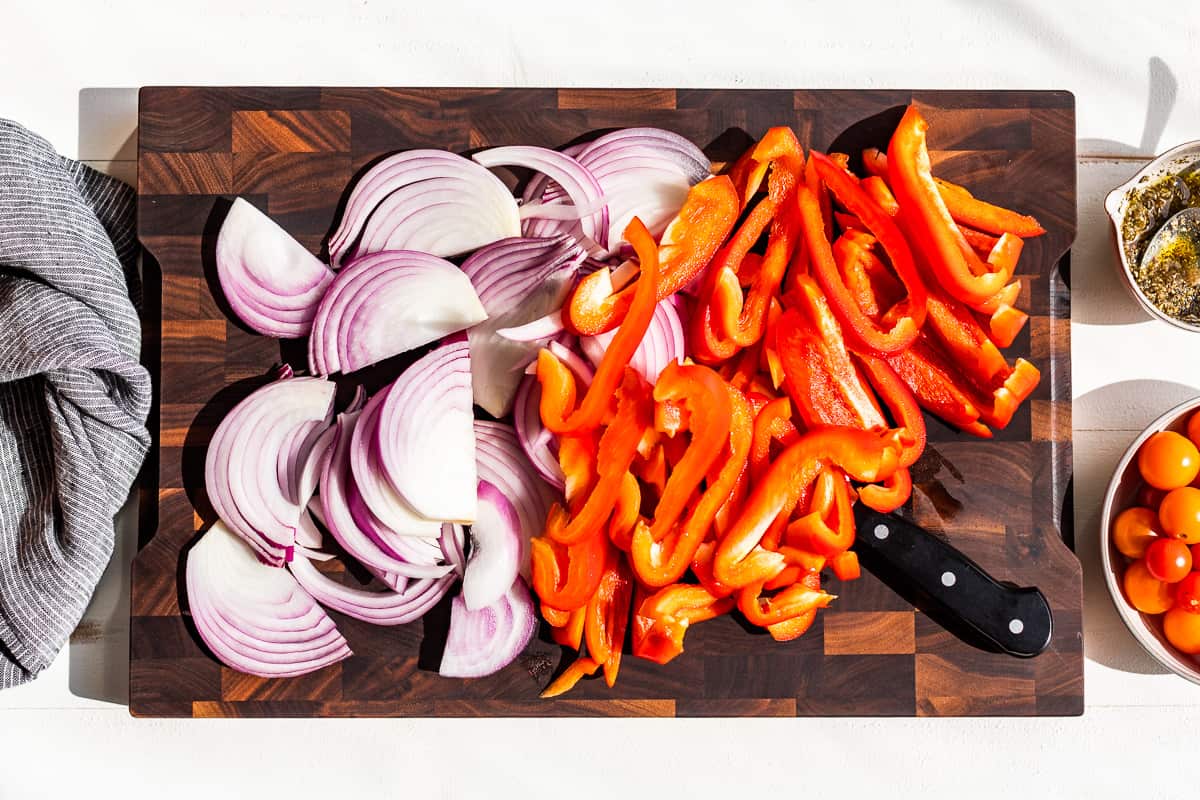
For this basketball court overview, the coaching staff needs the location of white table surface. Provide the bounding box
[2,1,1200,796]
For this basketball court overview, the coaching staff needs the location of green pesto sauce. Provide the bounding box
[1123,166,1200,322]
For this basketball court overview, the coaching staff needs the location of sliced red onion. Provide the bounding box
[496,310,565,343]
[438,577,536,678]
[297,425,337,506]
[328,150,520,267]
[581,295,686,383]
[186,522,351,678]
[321,410,453,579]
[204,377,336,566]
[462,481,522,611]
[348,391,442,538]
[512,376,563,490]
[547,339,595,384]
[345,482,444,567]
[573,129,710,253]
[376,339,476,522]
[474,421,556,578]
[215,198,336,338]
[308,250,487,376]
[473,146,607,245]
[461,236,585,416]
[440,522,466,577]
[289,553,454,626]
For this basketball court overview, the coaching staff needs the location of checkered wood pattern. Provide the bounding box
[132,88,1081,717]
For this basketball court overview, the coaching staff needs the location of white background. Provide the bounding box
[2,1,1200,797]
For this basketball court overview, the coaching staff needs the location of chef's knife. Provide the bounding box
[852,505,1053,658]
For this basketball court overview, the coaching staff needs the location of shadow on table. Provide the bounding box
[68,87,140,706]
[1074,379,1200,676]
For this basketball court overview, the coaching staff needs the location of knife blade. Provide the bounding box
[852,505,1053,658]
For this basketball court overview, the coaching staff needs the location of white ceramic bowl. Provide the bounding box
[1101,396,1200,683]
[1104,140,1200,333]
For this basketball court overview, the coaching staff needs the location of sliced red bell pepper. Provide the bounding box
[923,287,1010,392]
[632,584,734,665]
[765,572,822,641]
[547,370,651,545]
[808,151,927,354]
[558,430,599,511]
[960,225,1001,257]
[691,541,738,600]
[541,219,659,434]
[540,656,601,698]
[860,175,899,216]
[750,397,798,484]
[737,577,834,627]
[714,427,901,588]
[855,353,926,468]
[608,470,641,551]
[883,334,989,435]
[585,552,633,686]
[865,146,1045,239]
[566,177,738,335]
[829,550,861,581]
[631,383,753,587]
[778,276,887,431]
[786,464,855,557]
[888,105,1013,306]
[805,153,834,241]
[726,126,806,208]
[858,466,913,513]
[531,513,610,612]
[973,234,1028,347]
[549,605,586,649]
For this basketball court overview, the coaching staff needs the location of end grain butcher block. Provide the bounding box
[132,87,1080,718]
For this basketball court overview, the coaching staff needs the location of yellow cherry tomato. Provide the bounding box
[1113,506,1161,559]
[1164,606,1200,653]
[1159,487,1200,542]
[1139,431,1200,490]
[1124,560,1174,614]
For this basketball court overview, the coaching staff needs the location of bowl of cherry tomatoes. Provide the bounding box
[1102,397,1200,682]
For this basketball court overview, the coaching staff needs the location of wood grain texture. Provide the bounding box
[132,87,1080,718]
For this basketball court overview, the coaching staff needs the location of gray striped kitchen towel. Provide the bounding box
[0,119,150,688]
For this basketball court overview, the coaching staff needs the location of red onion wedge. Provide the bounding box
[322,410,453,580]
[348,391,442,538]
[376,339,476,522]
[308,249,486,376]
[439,577,536,678]
[581,295,686,383]
[186,522,352,678]
[289,553,454,626]
[474,421,557,577]
[441,522,467,577]
[461,236,585,416]
[496,310,565,343]
[573,128,710,253]
[462,481,522,610]
[330,150,520,265]
[215,198,335,338]
[205,376,336,566]
[473,146,607,246]
[513,376,563,490]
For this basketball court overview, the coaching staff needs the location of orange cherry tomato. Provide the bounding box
[1145,537,1193,582]
[1159,487,1200,542]
[1123,560,1174,614]
[1188,410,1200,450]
[1136,484,1167,510]
[1164,606,1200,653]
[1112,506,1161,559]
[1139,431,1200,490]
[1174,572,1200,613]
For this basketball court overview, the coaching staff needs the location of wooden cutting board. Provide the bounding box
[131,87,1080,717]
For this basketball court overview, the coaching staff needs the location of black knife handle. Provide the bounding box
[852,507,1053,658]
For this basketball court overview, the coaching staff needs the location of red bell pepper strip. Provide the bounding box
[779,276,887,430]
[834,210,867,233]
[855,353,926,468]
[809,151,927,354]
[566,177,739,335]
[888,105,1013,306]
[691,541,738,600]
[786,465,856,557]
[859,466,913,513]
[726,127,806,208]
[764,572,822,641]
[973,234,1028,347]
[960,225,1001,257]
[632,584,734,665]
[714,427,901,588]
[750,397,798,484]
[645,363,733,540]
[983,304,1029,349]
[558,430,599,511]
[549,605,586,649]
[860,175,899,216]
[974,358,1041,430]
[923,287,1010,392]
[540,656,601,698]
[547,370,650,545]
[864,146,1045,238]
[541,219,659,434]
[805,153,834,241]
[737,577,835,627]
[531,514,610,612]
[608,471,641,551]
[585,552,633,684]
[883,334,989,435]
[631,383,753,587]
[829,550,861,581]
